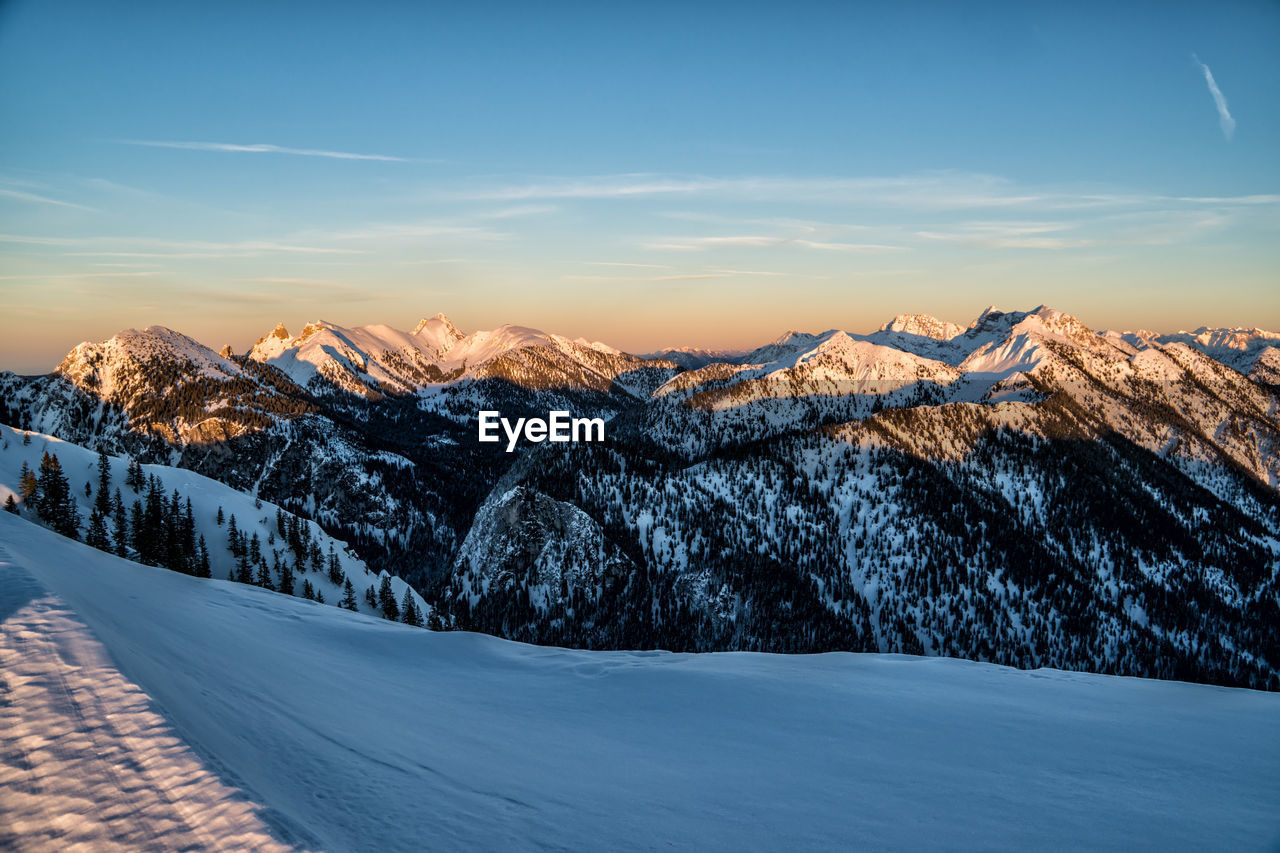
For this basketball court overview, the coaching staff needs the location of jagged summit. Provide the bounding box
[963,305,1025,336]
[879,313,965,341]
[413,312,463,339]
[230,315,666,399]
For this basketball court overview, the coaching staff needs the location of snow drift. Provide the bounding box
[2,511,1278,851]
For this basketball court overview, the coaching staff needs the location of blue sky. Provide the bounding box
[1,0,1277,371]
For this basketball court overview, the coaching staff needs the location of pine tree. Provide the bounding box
[183,498,196,556]
[278,554,295,596]
[255,561,274,591]
[136,477,163,564]
[216,505,224,526]
[112,488,128,556]
[196,536,212,578]
[302,578,316,600]
[400,588,422,627]
[235,551,253,585]
[37,453,79,539]
[86,505,111,551]
[315,589,325,604]
[327,546,344,586]
[94,450,113,519]
[4,495,17,514]
[18,460,38,502]
[366,584,377,608]
[166,489,186,573]
[125,458,144,493]
[340,578,358,611]
[129,500,144,555]
[378,576,399,621]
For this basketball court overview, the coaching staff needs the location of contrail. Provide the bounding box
[1192,54,1235,141]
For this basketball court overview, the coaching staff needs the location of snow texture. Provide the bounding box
[2,511,1279,852]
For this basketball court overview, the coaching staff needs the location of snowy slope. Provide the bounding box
[0,424,426,621]
[2,512,1279,852]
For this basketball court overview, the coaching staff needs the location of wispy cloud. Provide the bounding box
[238,277,373,300]
[462,175,720,200]
[245,277,348,287]
[0,233,366,256]
[325,222,506,242]
[456,172,1280,215]
[1192,55,1235,141]
[915,221,1095,250]
[712,269,806,277]
[1171,194,1278,204]
[398,257,486,265]
[458,172,1075,210]
[113,139,415,162]
[585,261,671,269]
[565,267,824,284]
[645,235,903,253]
[0,271,160,280]
[0,188,97,211]
[475,204,559,219]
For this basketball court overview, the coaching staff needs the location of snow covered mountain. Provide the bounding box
[245,314,672,401]
[4,510,1278,851]
[638,346,747,370]
[2,304,1278,691]
[1142,326,1280,384]
[636,306,1280,489]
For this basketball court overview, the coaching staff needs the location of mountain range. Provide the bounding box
[2,305,1278,690]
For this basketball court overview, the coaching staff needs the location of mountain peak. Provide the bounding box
[54,324,244,406]
[249,321,304,363]
[252,322,294,350]
[413,313,463,341]
[880,313,964,341]
[969,305,1005,326]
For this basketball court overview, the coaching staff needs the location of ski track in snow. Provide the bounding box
[0,544,298,852]
[2,513,1280,851]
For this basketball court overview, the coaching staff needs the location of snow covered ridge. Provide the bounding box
[637,305,1280,488]
[0,424,430,626]
[29,306,1280,407]
[243,313,675,399]
[4,512,1280,852]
